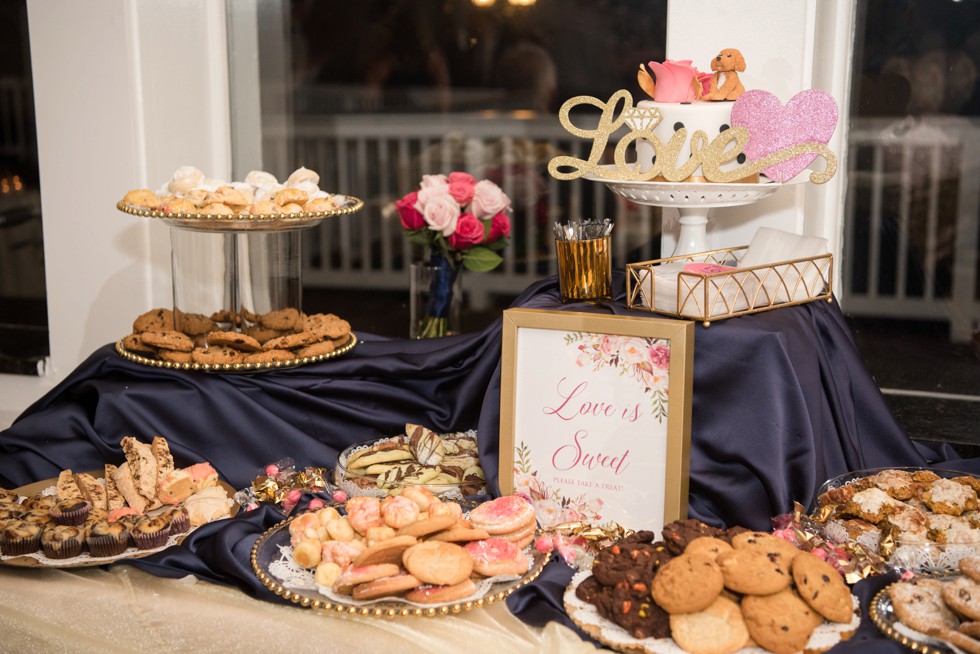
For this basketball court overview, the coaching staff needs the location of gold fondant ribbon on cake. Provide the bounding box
[547,90,837,185]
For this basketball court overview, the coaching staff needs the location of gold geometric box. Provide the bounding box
[626,246,833,326]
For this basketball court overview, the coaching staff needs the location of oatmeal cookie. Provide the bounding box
[922,478,978,516]
[889,577,959,634]
[944,576,980,621]
[962,556,980,583]
[843,487,905,524]
[870,469,920,501]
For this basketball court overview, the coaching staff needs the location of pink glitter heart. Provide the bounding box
[730,89,838,183]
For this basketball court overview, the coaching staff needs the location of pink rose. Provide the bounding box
[448,212,484,249]
[420,174,448,189]
[416,184,452,209]
[619,338,648,364]
[421,192,460,237]
[447,172,476,205]
[648,343,670,369]
[599,335,620,356]
[396,191,425,230]
[470,179,511,219]
[487,211,511,243]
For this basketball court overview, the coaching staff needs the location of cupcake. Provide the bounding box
[22,494,57,512]
[50,498,90,526]
[159,506,190,536]
[21,509,53,529]
[0,488,20,505]
[131,516,170,550]
[40,525,84,560]
[86,520,130,557]
[0,506,25,521]
[0,519,42,556]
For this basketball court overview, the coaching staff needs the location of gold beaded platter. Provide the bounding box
[871,576,965,654]
[116,195,364,232]
[250,514,548,618]
[1,472,238,569]
[115,332,358,373]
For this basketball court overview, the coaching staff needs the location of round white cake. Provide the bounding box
[636,100,752,182]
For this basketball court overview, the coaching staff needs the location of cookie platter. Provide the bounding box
[871,574,975,654]
[115,331,358,373]
[564,570,860,654]
[116,195,364,233]
[0,473,238,568]
[250,514,547,618]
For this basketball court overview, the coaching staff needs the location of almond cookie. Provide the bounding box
[133,308,175,333]
[741,588,823,654]
[730,530,801,561]
[332,563,402,595]
[396,514,457,539]
[351,573,422,601]
[651,552,724,614]
[429,527,491,543]
[684,536,734,561]
[669,595,750,654]
[404,578,477,604]
[206,330,263,352]
[140,330,194,352]
[889,577,959,634]
[716,548,792,596]
[259,307,302,331]
[191,346,244,365]
[791,551,854,623]
[243,349,295,364]
[263,330,319,351]
[352,534,418,567]
[944,576,980,621]
[402,541,473,586]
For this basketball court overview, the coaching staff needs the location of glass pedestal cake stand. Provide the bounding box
[116,197,364,372]
[585,166,804,256]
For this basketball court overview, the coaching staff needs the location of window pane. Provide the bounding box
[0,0,48,376]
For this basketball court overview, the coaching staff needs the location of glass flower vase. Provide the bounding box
[410,252,462,339]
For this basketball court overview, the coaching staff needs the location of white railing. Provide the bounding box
[843,116,980,342]
[266,112,978,337]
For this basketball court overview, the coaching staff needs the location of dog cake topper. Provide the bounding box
[704,48,746,101]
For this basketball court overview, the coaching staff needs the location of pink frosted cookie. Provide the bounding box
[468,496,536,535]
[464,537,529,577]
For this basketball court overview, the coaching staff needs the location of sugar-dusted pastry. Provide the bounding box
[244,170,278,188]
[167,166,205,195]
[121,188,161,209]
[273,187,309,206]
[182,486,231,527]
[227,182,255,205]
[286,166,320,187]
[253,182,284,203]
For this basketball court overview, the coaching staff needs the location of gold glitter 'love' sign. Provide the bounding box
[547,90,837,185]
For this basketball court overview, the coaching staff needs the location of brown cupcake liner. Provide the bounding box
[0,534,41,556]
[131,530,169,551]
[41,536,83,560]
[51,505,90,526]
[86,534,130,558]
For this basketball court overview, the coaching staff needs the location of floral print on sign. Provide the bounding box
[564,331,670,422]
[513,441,604,529]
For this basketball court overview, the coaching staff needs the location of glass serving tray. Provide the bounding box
[250,514,548,618]
[116,195,364,232]
[115,332,357,373]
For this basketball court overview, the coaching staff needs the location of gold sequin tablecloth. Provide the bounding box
[0,566,597,653]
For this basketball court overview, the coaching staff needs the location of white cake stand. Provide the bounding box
[585,167,802,256]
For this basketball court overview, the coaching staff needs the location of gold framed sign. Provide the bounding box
[499,308,694,534]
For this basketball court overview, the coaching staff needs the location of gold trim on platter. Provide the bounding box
[249,514,549,618]
[870,578,964,654]
[115,333,358,373]
[116,195,364,232]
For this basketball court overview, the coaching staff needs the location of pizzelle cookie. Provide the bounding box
[791,551,854,623]
[669,595,750,654]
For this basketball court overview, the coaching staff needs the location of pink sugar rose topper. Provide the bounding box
[730,89,839,183]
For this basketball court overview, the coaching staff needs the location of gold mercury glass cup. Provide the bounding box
[555,235,613,303]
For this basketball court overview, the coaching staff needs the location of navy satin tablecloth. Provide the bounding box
[2,273,975,652]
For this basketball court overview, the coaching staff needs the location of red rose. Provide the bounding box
[447,172,476,205]
[487,211,511,242]
[396,191,425,230]
[448,212,485,249]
